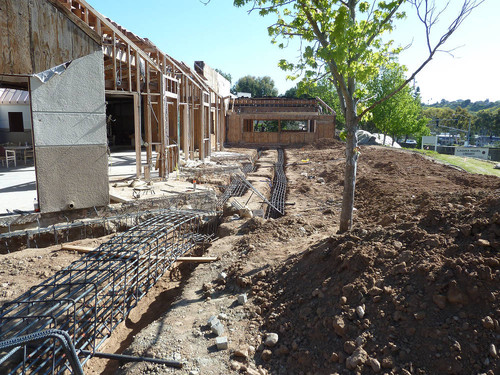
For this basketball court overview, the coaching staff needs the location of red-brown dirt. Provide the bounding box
[1,143,499,375]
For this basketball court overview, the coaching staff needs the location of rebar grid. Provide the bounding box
[266,149,287,219]
[215,174,250,210]
[0,209,214,375]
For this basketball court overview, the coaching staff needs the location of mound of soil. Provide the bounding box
[229,146,499,374]
[94,144,498,375]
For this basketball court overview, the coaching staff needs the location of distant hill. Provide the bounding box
[423,99,500,113]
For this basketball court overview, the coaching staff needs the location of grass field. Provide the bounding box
[412,149,500,177]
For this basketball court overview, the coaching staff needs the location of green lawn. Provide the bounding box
[412,149,500,177]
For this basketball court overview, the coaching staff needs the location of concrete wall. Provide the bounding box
[30,50,108,213]
[0,103,32,144]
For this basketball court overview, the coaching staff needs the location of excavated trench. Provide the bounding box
[0,148,288,374]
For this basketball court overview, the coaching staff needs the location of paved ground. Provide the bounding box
[0,150,149,215]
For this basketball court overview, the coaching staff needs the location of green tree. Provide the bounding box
[233,75,279,97]
[234,0,482,232]
[366,65,428,145]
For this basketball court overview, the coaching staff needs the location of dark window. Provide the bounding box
[8,112,24,132]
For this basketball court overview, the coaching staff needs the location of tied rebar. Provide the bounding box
[0,209,215,374]
[266,149,287,219]
[216,150,261,210]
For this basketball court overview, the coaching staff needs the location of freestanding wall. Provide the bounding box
[30,50,108,213]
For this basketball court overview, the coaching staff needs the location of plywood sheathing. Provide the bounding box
[0,0,100,75]
[54,0,229,179]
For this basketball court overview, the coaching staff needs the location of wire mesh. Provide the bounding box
[0,209,215,374]
[266,148,287,219]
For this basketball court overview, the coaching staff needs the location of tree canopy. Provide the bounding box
[233,75,279,97]
[234,0,483,232]
[365,64,429,144]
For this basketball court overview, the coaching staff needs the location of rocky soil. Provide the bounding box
[115,142,500,375]
[1,142,498,375]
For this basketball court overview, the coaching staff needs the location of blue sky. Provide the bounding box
[88,0,499,104]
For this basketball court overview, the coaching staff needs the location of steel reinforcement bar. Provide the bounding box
[216,149,262,211]
[266,148,287,219]
[0,209,214,374]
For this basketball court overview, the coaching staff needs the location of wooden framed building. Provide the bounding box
[55,0,230,179]
[227,98,336,146]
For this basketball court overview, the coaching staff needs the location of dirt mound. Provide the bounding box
[86,144,498,375]
[309,138,345,149]
[229,146,499,374]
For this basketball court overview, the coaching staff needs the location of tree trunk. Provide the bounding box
[339,111,359,233]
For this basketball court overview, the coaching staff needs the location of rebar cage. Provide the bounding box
[0,209,215,374]
[266,148,287,219]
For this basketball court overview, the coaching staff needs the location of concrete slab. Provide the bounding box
[0,150,212,215]
[0,163,37,214]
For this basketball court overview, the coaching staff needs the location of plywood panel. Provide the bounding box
[0,0,32,74]
[0,0,100,75]
[31,0,99,73]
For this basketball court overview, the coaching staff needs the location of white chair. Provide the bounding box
[24,147,34,164]
[0,146,16,167]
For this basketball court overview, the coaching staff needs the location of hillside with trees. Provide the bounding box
[423,100,500,139]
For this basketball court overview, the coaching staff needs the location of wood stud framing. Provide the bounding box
[56,0,228,179]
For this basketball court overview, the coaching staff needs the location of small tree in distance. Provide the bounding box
[233,0,484,232]
[366,64,429,145]
[233,75,279,97]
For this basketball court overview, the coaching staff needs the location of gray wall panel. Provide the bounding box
[35,145,109,213]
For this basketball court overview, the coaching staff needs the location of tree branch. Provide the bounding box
[359,0,485,119]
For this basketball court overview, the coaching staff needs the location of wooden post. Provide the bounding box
[96,18,101,38]
[200,91,205,160]
[144,63,152,181]
[183,103,189,161]
[127,45,132,92]
[208,92,212,155]
[133,93,142,178]
[159,75,166,177]
[135,50,140,94]
[112,32,117,90]
[190,85,195,160]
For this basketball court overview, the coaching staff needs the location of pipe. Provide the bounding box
[79,350,183,368]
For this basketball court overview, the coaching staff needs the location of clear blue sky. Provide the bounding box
[88,0,499,104]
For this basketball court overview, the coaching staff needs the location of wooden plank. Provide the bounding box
[61,244,94,252]
[109,192,132,203]
[60,245,218,263]
[112,32,117,90]
[176,257,218,263]
[133,92,142,178]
